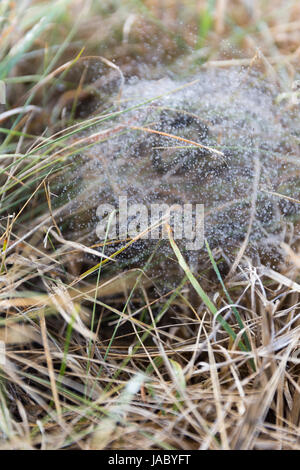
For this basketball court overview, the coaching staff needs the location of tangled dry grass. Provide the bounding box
[0,0,300,450]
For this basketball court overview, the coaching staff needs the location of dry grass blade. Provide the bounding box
[127,124,225,157]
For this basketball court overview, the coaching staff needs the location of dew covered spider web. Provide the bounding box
[54,66,300,279]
